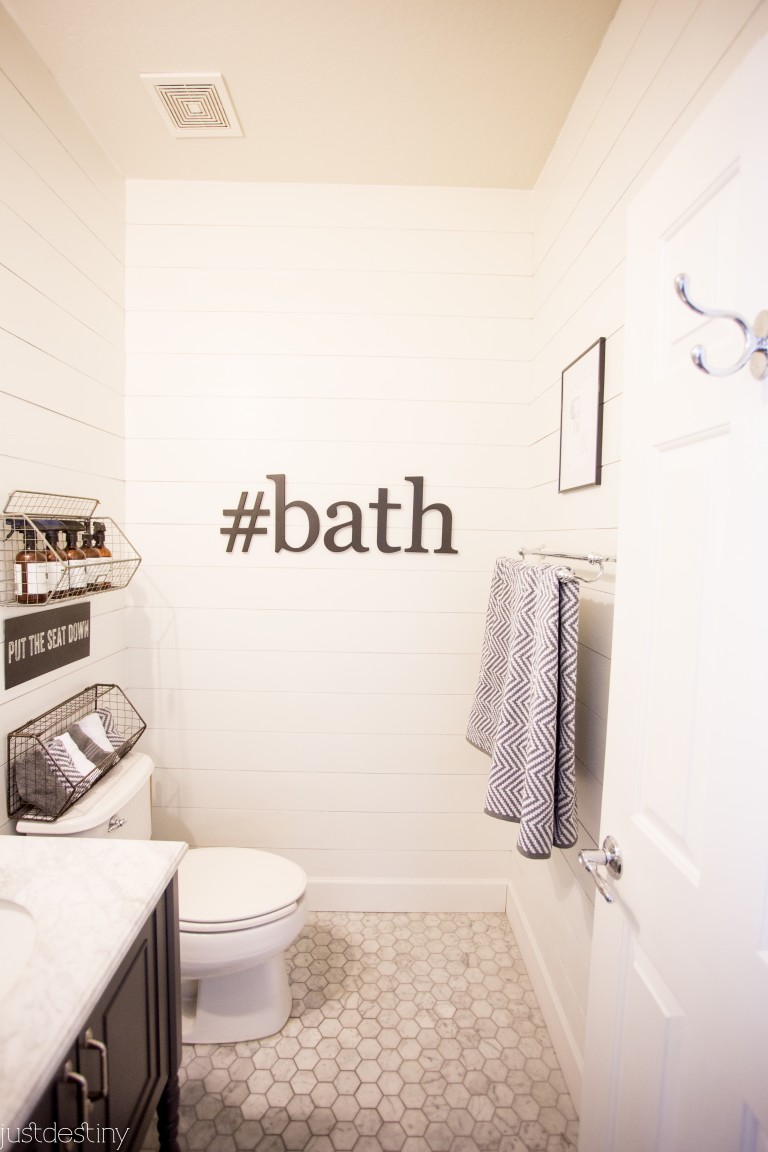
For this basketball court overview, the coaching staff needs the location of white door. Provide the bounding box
[578,40,768,1152]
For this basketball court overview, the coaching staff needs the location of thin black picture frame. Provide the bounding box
[558,337,606,493]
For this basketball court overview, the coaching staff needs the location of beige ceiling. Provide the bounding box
[2,0,620,188]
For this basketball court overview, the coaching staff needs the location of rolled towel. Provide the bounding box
[14,709,125,818]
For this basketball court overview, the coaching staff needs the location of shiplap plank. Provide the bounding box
[146,822,509,881]
[575,644,611,721]
[0,392,124,481]
[0,329,123,437]
[146,806,513,853]
[126,647,479,696]
[127,266,530,319]
[575,586,616,660]
[574,700,607,786]
[1,266,122,388]
[126,309,530,361]
[152,767,485,814]
[126,565,490,614]
[532,265,626,399]
[533,224,626,362]
[0,200,122,344]
[125,605,485,656]
[512,464,622,534]
[526,383,560,444]
[125,439,530,490]
[0,137,122,299]
[129,686,472,737]
[125,394,532,447]
[126,352,531,403]
[576,757,603,844]
[139,728,487,777]
[0,68,122,257]
[127,180,532,232]
[126,222,532,276]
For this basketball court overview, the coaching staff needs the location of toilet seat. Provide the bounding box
[178,847,306,935]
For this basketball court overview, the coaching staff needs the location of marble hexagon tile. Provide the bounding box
[145,911,578,1151]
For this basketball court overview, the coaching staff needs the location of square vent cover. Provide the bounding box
[141,73,243,137]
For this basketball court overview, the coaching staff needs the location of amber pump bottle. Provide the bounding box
[44,529,67,599]
[12,526,47,604]
[92,521,112,589]
[80,529,101,592]
[62,529,88,597]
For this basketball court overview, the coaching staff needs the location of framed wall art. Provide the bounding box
[558,337,606,492]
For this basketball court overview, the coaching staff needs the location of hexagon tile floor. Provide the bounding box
[145,911,579,1152]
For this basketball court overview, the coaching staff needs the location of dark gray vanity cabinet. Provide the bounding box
[25,877,181,1152]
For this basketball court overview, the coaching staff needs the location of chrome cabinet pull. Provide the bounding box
[578,835,622,904]
[83,1027,109,1100]
[62,1060,92,1140]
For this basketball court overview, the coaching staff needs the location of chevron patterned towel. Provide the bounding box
[467,558,579,859]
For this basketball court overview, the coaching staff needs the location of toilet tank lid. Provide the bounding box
[15,751,153,835]
[178,848,307,924]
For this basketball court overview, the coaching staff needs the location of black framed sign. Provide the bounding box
[5,601,90,689]
[558,337,606,492]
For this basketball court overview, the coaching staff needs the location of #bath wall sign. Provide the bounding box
[221,475,458,555]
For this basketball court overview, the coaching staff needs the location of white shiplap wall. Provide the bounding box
[124,181,533,909]
[7,0,763,1105]
[507,0,768,1104]
[0,7,126,835]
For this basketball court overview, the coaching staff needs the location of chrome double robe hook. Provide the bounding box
[674,273,768,379]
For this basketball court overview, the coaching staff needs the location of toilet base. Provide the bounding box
[181,953,293,1044]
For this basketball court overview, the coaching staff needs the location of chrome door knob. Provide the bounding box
[578,835,622,903]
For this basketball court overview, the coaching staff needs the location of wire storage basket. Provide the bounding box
[2,490,141,606]
[7,684,147,822]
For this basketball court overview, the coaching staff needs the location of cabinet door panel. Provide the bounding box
[100,932,158,1135]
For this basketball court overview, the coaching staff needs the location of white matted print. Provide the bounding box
[558,337,605,492]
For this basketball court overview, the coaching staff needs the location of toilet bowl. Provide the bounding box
[15,751,308,1044]
[178,846,307,1043]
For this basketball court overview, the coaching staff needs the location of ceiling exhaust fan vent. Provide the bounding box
[140,73,243,137]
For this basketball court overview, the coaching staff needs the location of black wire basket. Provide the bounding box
[7,684,146,821]
[2,490,142,606]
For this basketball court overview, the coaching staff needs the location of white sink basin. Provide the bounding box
[0,898,36,993]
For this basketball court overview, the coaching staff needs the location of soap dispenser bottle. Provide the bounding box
[62,527,87,597]
[44,528,67,599]
[80,527,101,592]
[10,524,48,604]
[92,521,112,589]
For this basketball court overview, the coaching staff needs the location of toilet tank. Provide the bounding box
[15,751,154,839]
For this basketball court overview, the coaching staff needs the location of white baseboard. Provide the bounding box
[307,877,507,913]
[504,881,583,1112]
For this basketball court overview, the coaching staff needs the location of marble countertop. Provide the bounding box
[0,835,187,1134]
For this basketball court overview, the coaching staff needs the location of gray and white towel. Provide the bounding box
[467,558,579,859]
[14,708,125,818]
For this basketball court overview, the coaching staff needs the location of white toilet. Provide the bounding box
[15,750,308,1044]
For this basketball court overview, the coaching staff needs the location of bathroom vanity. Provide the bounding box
[0,836,186,1151]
